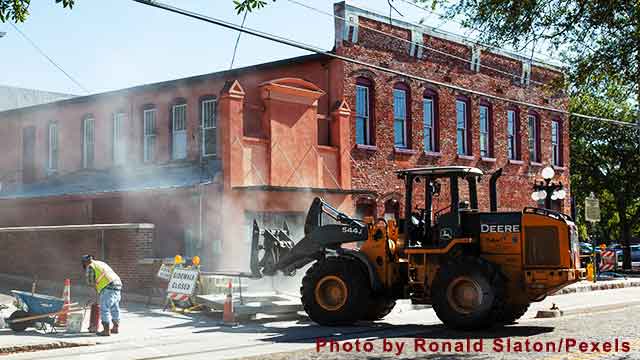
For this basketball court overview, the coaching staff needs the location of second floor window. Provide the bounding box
[201,99,217,156]
[355,84,372,145]
[143,109,157,163]
[172,103,187,160]
[528,114,540,162]
[552,120,562,166]
[423,96,435,152]
[393,88,408,148]
[479,105,491,157]
[456,99,469,155]
[47,122,58,173]
[507,109,519,160]
[82,117,94,169]
[113,112,127,166]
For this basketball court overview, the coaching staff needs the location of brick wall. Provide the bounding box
[0,224,154,293]
[337,8,570,217]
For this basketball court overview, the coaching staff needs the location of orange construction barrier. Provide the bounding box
[222,280,236,325]
[57,279,71,326]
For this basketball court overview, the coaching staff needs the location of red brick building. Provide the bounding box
[0,2,568,278]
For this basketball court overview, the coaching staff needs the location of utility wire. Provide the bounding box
[285,0,548,87]
[131,0,638,128]
[230,10,249,69]
[394,0,566,65]
[9,23,90,94]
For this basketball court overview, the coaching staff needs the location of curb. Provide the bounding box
[560,300,640,317]
[552,280,640,295]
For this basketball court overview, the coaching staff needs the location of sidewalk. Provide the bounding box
[553,277,640,295]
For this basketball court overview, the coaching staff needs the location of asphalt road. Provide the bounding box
[5,286,640,360]
[233,305,640,360]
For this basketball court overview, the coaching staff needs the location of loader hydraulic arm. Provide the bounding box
[250,197,368,278]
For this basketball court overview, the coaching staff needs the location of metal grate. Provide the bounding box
[524,226,560,266]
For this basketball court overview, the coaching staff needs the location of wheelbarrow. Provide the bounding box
[6,290,79,332]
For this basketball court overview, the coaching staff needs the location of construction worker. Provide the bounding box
[81,255,122,336]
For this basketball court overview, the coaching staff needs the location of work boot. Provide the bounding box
[111,320,119,334]
[97,322,111,336]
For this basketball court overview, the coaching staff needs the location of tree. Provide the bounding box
[427,0,640,124]
[233,0,275,14]
[0,0,74,22]
[570,78,640,270]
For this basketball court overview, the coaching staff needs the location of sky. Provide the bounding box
[0,0,554,96]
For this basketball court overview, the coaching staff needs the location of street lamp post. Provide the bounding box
[531,166,566,209]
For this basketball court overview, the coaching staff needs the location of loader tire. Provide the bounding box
[300,257,371,326]
[363,297,396,321]
[495,303,530,324]
[431,257,505,331]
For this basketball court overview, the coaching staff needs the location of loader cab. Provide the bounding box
[397,166,487,248]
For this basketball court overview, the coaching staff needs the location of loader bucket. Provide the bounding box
[249,219,296,278]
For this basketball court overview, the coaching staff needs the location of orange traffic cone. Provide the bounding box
[57,279,71,326]
[222,280,236,325]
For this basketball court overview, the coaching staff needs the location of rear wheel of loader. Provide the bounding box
[496,303,530,324]
[431,257,504,330]
[301,257,370,326]
[363,297,396,321]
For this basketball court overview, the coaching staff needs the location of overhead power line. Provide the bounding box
[131,0,638,128]
[394,0,566,65]
[9,23,90,94]
[285,0,547,87]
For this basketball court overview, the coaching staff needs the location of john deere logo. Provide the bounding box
[440,228,453,241]
[481,224,521,233]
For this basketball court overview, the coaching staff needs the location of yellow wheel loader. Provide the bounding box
[250,166,585,330]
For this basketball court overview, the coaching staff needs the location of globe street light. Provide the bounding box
[531,166,565,209]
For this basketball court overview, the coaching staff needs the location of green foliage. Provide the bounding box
[0,0,74,23]
[570,78,640,267]
[427,0,640,111]
[233,0,276,14]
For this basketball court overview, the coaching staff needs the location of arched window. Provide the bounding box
[455,95,471,156]
[355,77,375,146]
[82,114,95,169]
[527,110,541,163]
[507,106,521,160]
[423,88,439,152]
[479,100,493,158]
[170,98,187,160]
[142,104,157,163]
[200,96,217,157]
[393,82,411,148]
[551,118,563,166]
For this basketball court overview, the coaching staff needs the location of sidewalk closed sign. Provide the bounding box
[167,269,199,295]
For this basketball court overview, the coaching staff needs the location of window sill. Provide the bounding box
[481,157,497,163]
[394,147,418,156]
[318,145,339,152]
[553,165,566,171]
[356,144,377,152]
[530,161,543,167]
[457,154,475,161]
[424,151,442,157]
[508,159,524,165]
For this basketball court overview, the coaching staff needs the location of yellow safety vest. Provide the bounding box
[89,260,120,293]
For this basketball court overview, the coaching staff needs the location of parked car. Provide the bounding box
[616,245,640,269]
